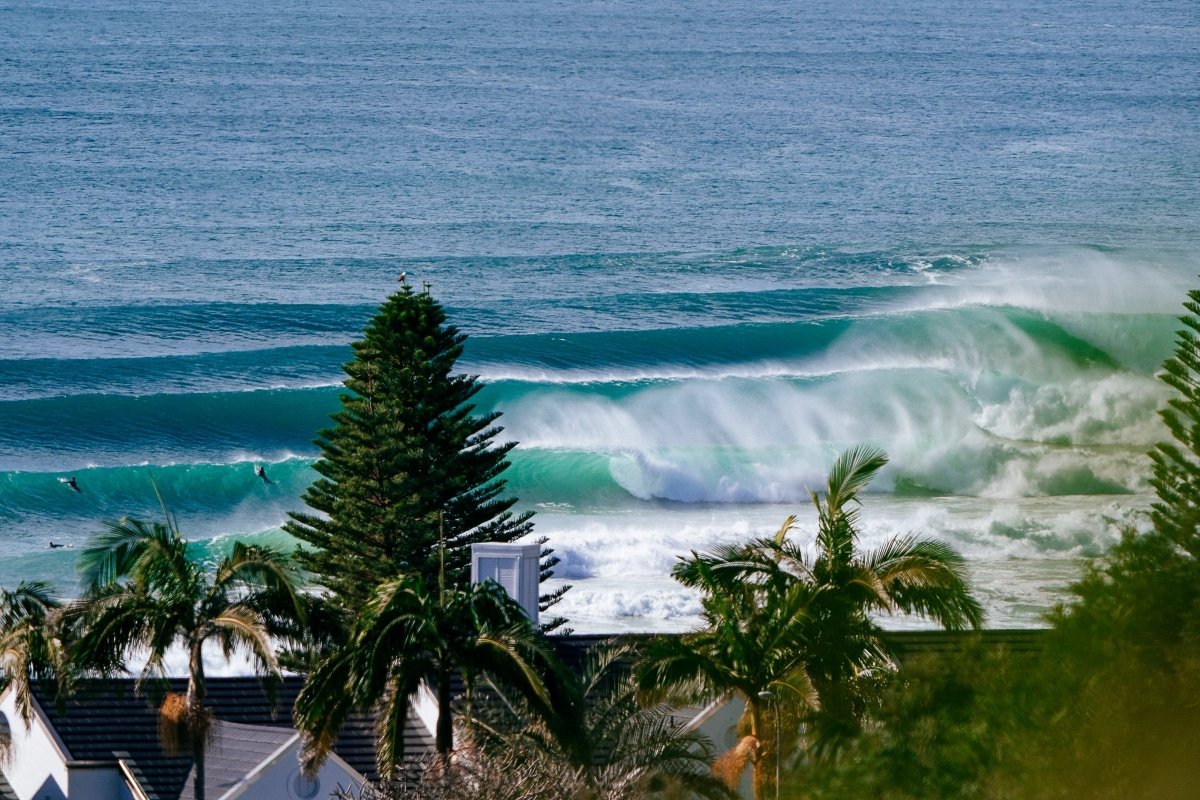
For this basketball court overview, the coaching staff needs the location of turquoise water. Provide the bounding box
[2,0,1198,630]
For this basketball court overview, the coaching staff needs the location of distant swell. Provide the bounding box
[0,303,376,361]
[0,388,339,471]
[0,345,351,402]
[468,306,1174,384]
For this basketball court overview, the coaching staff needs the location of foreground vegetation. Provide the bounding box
[3,283,1200,798]
[787,288,1200,799]
[637,445,982,799]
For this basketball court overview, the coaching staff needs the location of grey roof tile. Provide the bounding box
[31,676,415,800]
[0,770,18,800]
[178,720,296,800]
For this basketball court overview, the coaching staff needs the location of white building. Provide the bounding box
[0,677,396,800]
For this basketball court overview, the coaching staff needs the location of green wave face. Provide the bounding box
[472,301,1175,505]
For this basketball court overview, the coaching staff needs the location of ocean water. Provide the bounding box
[2,0,1199,634]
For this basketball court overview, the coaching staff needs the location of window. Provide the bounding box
[476,555,518,594]
[291,771,320,799]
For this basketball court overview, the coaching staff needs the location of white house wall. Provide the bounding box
[692,696,754,799]
[222,741,362,800]
[66,764,126,800]
[0,689,69,800]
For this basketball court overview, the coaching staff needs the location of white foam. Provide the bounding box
[120,639,298,678]
[910,247,1193,316]
[502,359,1160,502]
[975,373,1167,447]
[535,494,1151,633]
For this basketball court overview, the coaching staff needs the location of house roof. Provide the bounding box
[882,628,1047,658]
[24,630,1045,799]
[31,676,430,800]
[546,629,1048,666]
[0,771,17,800]
[177,720,297,800]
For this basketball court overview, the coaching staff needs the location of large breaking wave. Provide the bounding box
[0,246,1190,627]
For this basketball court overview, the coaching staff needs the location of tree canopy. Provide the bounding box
[294,574,552,776]
[639,446,981,799]
[285,284,564,625]
[68,514,305,800]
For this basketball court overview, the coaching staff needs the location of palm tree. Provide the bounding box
[69,516,306,800]
[294,573,553,779]
[640,445,984,799]
[757,445,983,752]
[0,581,64,763]
[470,642,734,800]
[637,553,820,800]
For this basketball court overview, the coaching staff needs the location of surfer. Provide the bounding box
[59,476,81,493]
[255,465,271,484]
[48,541,65,549]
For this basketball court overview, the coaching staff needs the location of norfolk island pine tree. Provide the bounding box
[284,282,567,628]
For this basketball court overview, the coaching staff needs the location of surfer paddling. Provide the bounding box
[48,541,66,549]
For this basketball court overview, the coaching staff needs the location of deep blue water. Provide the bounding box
[1,0,1198,628]
[4,0,1198,261]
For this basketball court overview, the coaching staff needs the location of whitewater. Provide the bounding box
[3,0,1199,644]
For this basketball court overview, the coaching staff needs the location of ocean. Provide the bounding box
[2,0,1198,634]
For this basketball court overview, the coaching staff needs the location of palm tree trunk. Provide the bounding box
[436,666,453,759]
[189,644,207,800]
[192,728,206,800]
[750,700,766,800]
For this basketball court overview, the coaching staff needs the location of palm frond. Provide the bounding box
[214,543,306,619]
[887,582,985,630]
[296,648,358,774]
[374,671,424,778]
[206,605,280,676]
[823,444,888,515]
[0,580,65,725]
[0,632,33,724]
[671,545,768,589]
[771,514,798,547]
[136,650,169,696]
[580,641,638,698]
[635,635,727,707]
[70,586,163,676]
[0,581,61,629]
[752,537,817,583]
[866,537,985,629]
[768,667,820,712]
[841,564,894,610]
[476,629,552,709]
[78,517,189,591]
